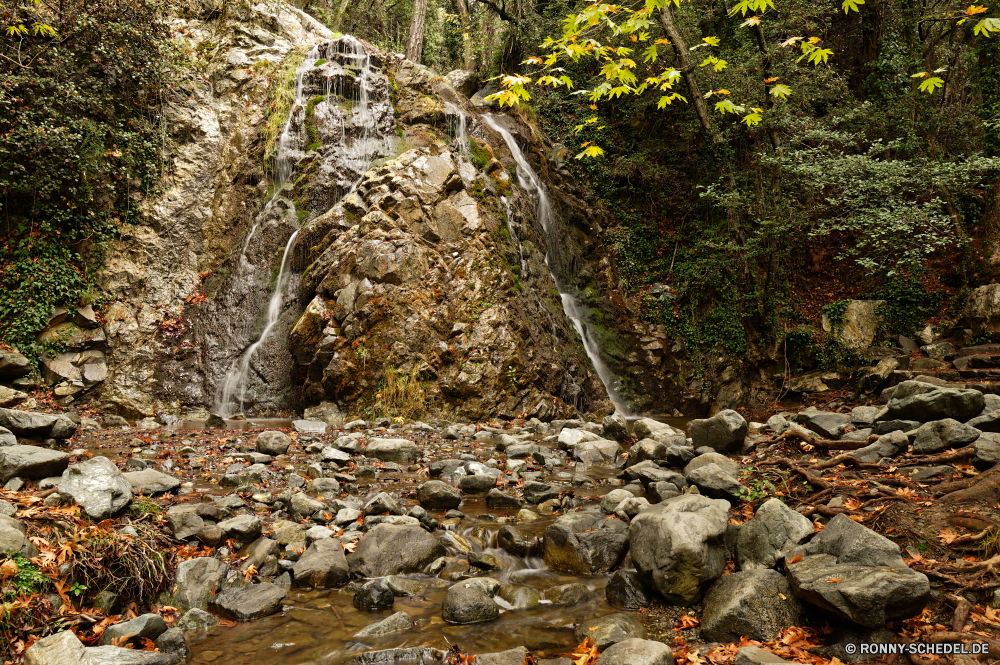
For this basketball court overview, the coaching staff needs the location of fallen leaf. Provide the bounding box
[787,554,803,564]
[938,528,958,545]
[826,578,842,583]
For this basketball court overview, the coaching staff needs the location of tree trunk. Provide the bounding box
[979,35,1000,263]
[331,0,351,31]
[406,0,429,64]
[657,4,721,145]
[456,0,473,69]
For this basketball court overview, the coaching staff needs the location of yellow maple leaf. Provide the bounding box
[966,4,989,15]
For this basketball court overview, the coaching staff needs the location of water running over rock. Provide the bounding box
[481,114,630,415]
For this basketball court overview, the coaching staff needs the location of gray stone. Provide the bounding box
[0,407,77,439]
[629,494,730,605]
[255,431,291,456]
[626,439,667,467]
[486,488,522,509]
[348,524,445,577]
[572,439,623,464]
[99,613,168,646]
[292,419,327,434]
[848,429,908,464]
[153,627,188,664]
[499,585,541,609]
[736,498,814,570]
[850,406,881,428]
[632,418,682,441]
[385,575,426,596]
[292,538,349,588]
[543,582,590,605]
[417,480,462,510]
[542,512,629,575]
[177,608,219,633]
[685,463,745,500]
[444,69,478,96]
[966,410,1000,432]
[0,445,69,483]
[123,469,180,494]
[0,352,30,380]
[606,569,655,610]
[365,438,420,462]
[24,630,87,665]
[601,489,635,514]
[912,419,980,454]
[171,557,228,611]
[784,514,929,627]
[595,639,675,665]
[354,578,394,610]
[805,412,851,439]
[684,452,739,478]
[574,613,645,651]
[308,477,341,495]
[701,570,805,642]
[602,414,630,442]
[690,410,748,453]
[733,647,790,665]
[664,445,696,468]
[0,426,15,447]
[497,525,536,557]
[974,433,1000,468]
[364,491,402,515]
[353,610,412,638]
[58,456,133,520]
[874,419,921,435]
[441,584,499,624]
[882,381,984,423]
[209,582,287,621]
[218,514,262,541]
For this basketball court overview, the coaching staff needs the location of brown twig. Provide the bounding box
[945,593,972,632]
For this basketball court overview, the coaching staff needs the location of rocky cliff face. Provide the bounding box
[55,3,613,420]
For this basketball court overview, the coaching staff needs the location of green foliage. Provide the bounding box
[468,137,491,170]
[0,0,171,364]
[866,279,943,337]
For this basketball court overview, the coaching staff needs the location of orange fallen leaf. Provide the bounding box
[938,529,958,544]
[827,578,842,583]
[787,553,803,564]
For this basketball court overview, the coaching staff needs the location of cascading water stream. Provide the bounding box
[482,114,630,415]
[213,36,390,417]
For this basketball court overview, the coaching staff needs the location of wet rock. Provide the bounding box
[881,381,983,423]
[417,480,462,510]
[734,647,790,665]
[500,585,541,609]
[784,514,930,627]
[606,570,655,610]
[497,525,536,556]
[601,489,634,514]
[365,438,420,462]
[204,414,226,428]
[218,515,262,542]
[293,538,350,588]
[308,477,341,495]
[736,498,814,570]
[385,575,426,596]
[486,488,523,509]
[469,550,506,570]
[348,524,445,577]
[474,648,530,665]
[354,610,412,637]
[690,409,747,453]
[629,494,730,605]
[664,445,696,468]
[595,638,675,665]
[171,557,228,611]
[543,512,629,575]
[153,627,188,665]
[458,473,497,494]
[123,469,181,494]
[544,582,590,605]
[627,439,667,467]
[574,613,645,651]
[572,439,623,464]
[0,445,69,483]
[209,582,288,622]
[293,420,327,434]
[603,414,629,442]
[912,419,980,454]
[523,480,559,504]
[354,578,394,610]
[701,570,805,642]
[348,647,448,665]
[255,431,291,455]
[614,497,650,521]
[177,608,219,633]
[442,584,499,624]
[99,613,168,646]
[58,456,132,521]
[0,408,76,439]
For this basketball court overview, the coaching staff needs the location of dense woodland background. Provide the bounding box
[2,0,1000,392]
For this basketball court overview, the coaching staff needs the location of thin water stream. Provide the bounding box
[480,114,630,415]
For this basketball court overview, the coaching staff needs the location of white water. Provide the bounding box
[213,37,389,417]
[482,114,629,415]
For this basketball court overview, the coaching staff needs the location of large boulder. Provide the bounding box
[821,300,884,350]
[365,438,420,462]
[209,582,288,622]
[690,410,748,453]
[444,69,478,97]
[416,480,462,510]
[353,611,412,638]
[605,569,656,610]
[292,538,349,588]
[0,351,30,380]
[0,408,76,439]
[912,419,980,454]
[701,570,805,642]
[602,413,630,442]
[964,283,1000,335]
[24,630,86,665]
[848,430,908,464]
[626,439,667,467]
[596,639,675,665]
[0,445,69,482]
[0,514,34,557]
[632,418,683,441]
[58,456,133,520]
[347,524,444,577]
[628,494,730,605]
[98,613,168,646]
[685,463,745,500]
[441,584,499,624]
[354,578,394,610]
[881,381,983,423]
[571,439,623,464]
[542,512,629,575]
[784,514,929,627]
[736,498,814,570]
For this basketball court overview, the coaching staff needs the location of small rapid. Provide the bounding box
[481,114,630,415]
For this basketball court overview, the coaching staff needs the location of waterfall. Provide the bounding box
[212,36,392,417]
[482,114,629,415]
